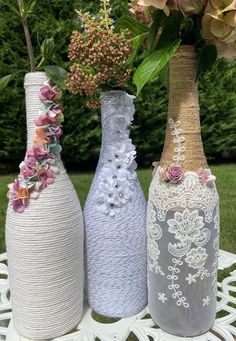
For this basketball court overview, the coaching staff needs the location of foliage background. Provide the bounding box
[0,0,235,172]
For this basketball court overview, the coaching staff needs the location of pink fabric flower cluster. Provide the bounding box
[197,167,216,184]
[8,81,63,213]
[154,163,216,186]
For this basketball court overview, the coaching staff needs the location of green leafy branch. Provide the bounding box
[0,0,66,90]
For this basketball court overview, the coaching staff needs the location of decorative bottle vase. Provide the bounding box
[147,46,220,337]
[5,72,84,340]
[84,91,147,318]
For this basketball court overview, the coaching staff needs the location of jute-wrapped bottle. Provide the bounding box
[147,46,220,337]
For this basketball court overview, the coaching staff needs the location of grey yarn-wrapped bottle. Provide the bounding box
[84,91,147,318]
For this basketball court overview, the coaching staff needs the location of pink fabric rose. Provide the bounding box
[166,164,183,183]
[20,157,37,179]
[27,145,48,159]
[198,168,216,184]
[39,83,62,102]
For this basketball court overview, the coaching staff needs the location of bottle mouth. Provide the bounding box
[24,72,48,88]
[100,90,135,102]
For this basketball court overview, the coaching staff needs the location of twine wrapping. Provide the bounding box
[6,72,84,340]
[160,45,207,171]
[84,91,147,318]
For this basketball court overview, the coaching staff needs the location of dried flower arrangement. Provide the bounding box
[66,0,133,109]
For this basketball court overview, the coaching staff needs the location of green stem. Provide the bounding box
[17,0,36,72]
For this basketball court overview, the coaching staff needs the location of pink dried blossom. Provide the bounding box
[49,125,63,140]
[20,157,37,179]
[49,105,63,118]
[39,83,62,102]
[27,145,48,160]
[166,164,183,183]
[198,168,216,184]
[8,179,29,213]
[38,167,55,189]
[35,114,54,127]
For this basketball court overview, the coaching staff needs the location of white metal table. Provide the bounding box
[1,250,236,341]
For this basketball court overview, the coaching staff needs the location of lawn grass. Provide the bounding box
[0,164,235,254]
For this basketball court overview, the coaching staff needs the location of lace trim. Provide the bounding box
[150,171,219,223]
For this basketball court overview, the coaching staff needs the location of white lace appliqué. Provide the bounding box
[212,214,220,292]
[169,118,185,165]
[147,202,164,276]
[96,93,137,217]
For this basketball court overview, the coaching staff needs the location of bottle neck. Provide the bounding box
[160,45,207,171]
[24,72,48,149]
[98,91,135,166]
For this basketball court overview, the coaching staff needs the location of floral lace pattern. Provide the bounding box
[148,170,219,309]
[95,92,138,217]
[8,81,63,213]
[166,209,211,308]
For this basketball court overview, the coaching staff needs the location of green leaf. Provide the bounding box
[25,0,36,17]
[127,32,149,65]
[44,65,67,90]
[147,10,165,52]
[196,44,217,80]
[40,37,55,60]
[0,74,12,90]
[158,12,183,48]
[115,15,149,36]
[133,39,181,96]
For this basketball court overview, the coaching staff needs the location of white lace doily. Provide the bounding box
[1,250,236,341]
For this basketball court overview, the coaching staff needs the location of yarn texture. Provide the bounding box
[6,72,84,340]
[84,91,147,318]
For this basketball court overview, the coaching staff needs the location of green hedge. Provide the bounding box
[0,0,235,171]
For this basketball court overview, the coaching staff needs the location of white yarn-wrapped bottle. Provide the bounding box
[6,72,84,340]
[84,91,147,318]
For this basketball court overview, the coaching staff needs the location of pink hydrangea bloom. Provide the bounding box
[166,164,183,183]
[39,83,61,102]
[198,168,216,184]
